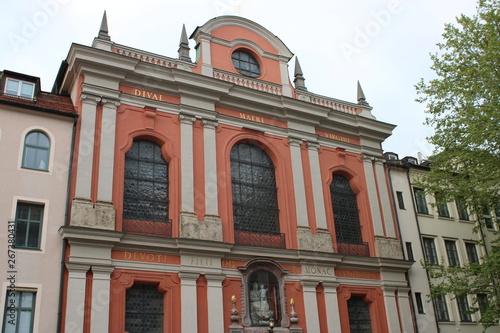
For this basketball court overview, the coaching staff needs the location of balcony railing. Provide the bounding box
[123,219,172,237]
[234,230,286,249]
[337,242,370,257]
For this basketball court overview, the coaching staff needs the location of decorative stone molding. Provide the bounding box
[297,226,334,253]
[70,199,115,230]
[374,237,404,259]
[179,212,223,242]
[305,141,320,151]
[201,118,218,129]
[287,137,303,147]
[80,94,101,105]
[179,113,196,124]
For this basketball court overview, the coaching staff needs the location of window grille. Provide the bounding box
[231,143,280,235]
[330,174,363,245]
[125,284,163,333]
[347,296,372,332]
[123,140,169,224]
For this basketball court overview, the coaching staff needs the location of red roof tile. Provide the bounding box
[0,91,75,115]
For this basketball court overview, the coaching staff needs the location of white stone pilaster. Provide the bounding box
[363,156,384,236]
[97,99,119,203]
[200,36,213,76]
[397,288,416,333]
[280,61,293,97]
[288,137,308,227]
[179,114,196,213]
[374,160,396,237]
[90,266,114,333]
[302,281,320,333]
[65,263,90,333]
[383,287,400,333]
[323,282,341,333]
[306,142,327,229]
[202,119,219,216]
[205,274,225,333]
[179,272,199,333]
[75,95,99,199]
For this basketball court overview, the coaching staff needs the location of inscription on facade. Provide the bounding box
[122,251,169,263]
[239,112,265,123]
[335,269,380,280]
[302,265,334,276]
[134,89,164,101]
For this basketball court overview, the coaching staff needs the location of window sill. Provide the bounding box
[437,216,453,221]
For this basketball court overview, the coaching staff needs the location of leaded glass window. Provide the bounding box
[232,50,261,77]
[347,296,372,333]
[231,142,279,234]
[330,174,363,244]
[22,131,50,171]
[123,140,168,222]
[125,284,163,333]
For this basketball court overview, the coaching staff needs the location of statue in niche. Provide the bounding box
[249,281,273,325]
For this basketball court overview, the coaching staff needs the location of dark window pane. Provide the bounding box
[125,284,163,333]
[331,174,363,244]
[348,296,372,332]
[232,51,261,77]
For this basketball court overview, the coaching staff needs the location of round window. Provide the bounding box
[231,50,261,77]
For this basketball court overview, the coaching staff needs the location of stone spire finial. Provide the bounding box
[97,11,111,41]
[357,81,370,106]
[293,57,307,91]
[178,24,192,62]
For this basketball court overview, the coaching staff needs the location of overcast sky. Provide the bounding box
[1,0,478,159]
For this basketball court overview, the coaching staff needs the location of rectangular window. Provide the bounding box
[415,292,425,314]
[2,290,36,333]
[15,203,44,250]
[445,240,460,267]
[456,199,469,221]
[435,194,450,218]
[4,78,35,99]
[465,243,479,264]
[456,295,472,322]
[483,208,494,229]
[396,191,405,209]
[434,295,449,321]
[422,237,439,265]
[414,188,429,214]
[477,294,488,316]
[405,242,414,261]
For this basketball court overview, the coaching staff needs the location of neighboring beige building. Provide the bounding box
[385,153,498,333]
[0,70,76,333]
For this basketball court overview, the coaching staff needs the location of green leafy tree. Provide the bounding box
[416,0,500,329]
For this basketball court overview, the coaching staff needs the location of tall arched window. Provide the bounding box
[330,174,366,255]
[123,140,170,236]
[22,131,50,170]
[231,142,283,247]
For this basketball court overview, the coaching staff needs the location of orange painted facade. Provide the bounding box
[55,15,415,333]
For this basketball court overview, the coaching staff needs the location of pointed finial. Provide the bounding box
[178,24,192,62]
[357,81,369,106]
[98,11,111,41]
[293,57,307,91]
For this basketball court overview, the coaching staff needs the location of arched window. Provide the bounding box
[231,142,283,247]
[22,131,50,170]
[330,174,366,255]
[123,140,170,236]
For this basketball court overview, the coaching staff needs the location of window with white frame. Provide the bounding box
[22,131,50,171]
[414,188,429,214]
[2,290,36,333]
[4,78,35,99]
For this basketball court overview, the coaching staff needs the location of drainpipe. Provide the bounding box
[57,114,77,333]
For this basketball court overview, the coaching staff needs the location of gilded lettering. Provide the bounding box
[124,251,131,260]
[134,89,141,96]
[147,254,154,261]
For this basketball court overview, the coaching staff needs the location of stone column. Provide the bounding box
[288,137,308,227]
[202,119,219,217]
[90,266,114,333]
[306,142,327,230]
[64,263,90,333]
[323,282,341,333]
[179,114,196,214]
[302,281,320,333]
[179,272,199,333]
[75,95,100,199]
[382,286,400,333]
[363,156,384,236]
[397,288,416,333]
[97,99,119,203]
[205,274,225,333]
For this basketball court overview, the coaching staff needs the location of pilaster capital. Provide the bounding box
[205,274,226,285]
[91,265,115,275]
[101,98,121,109]
[305,141,320,151]
[201,118,218,129]
[80,94,101,105]
[66,263,91,274]
[179,113,197,125]
[287,136,303,147]
[178,271,200,282]
[301,280,319,290]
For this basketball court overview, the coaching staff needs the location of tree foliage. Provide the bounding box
[416,0,500,329]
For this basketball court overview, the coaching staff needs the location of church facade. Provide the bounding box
[53,14,418,333]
